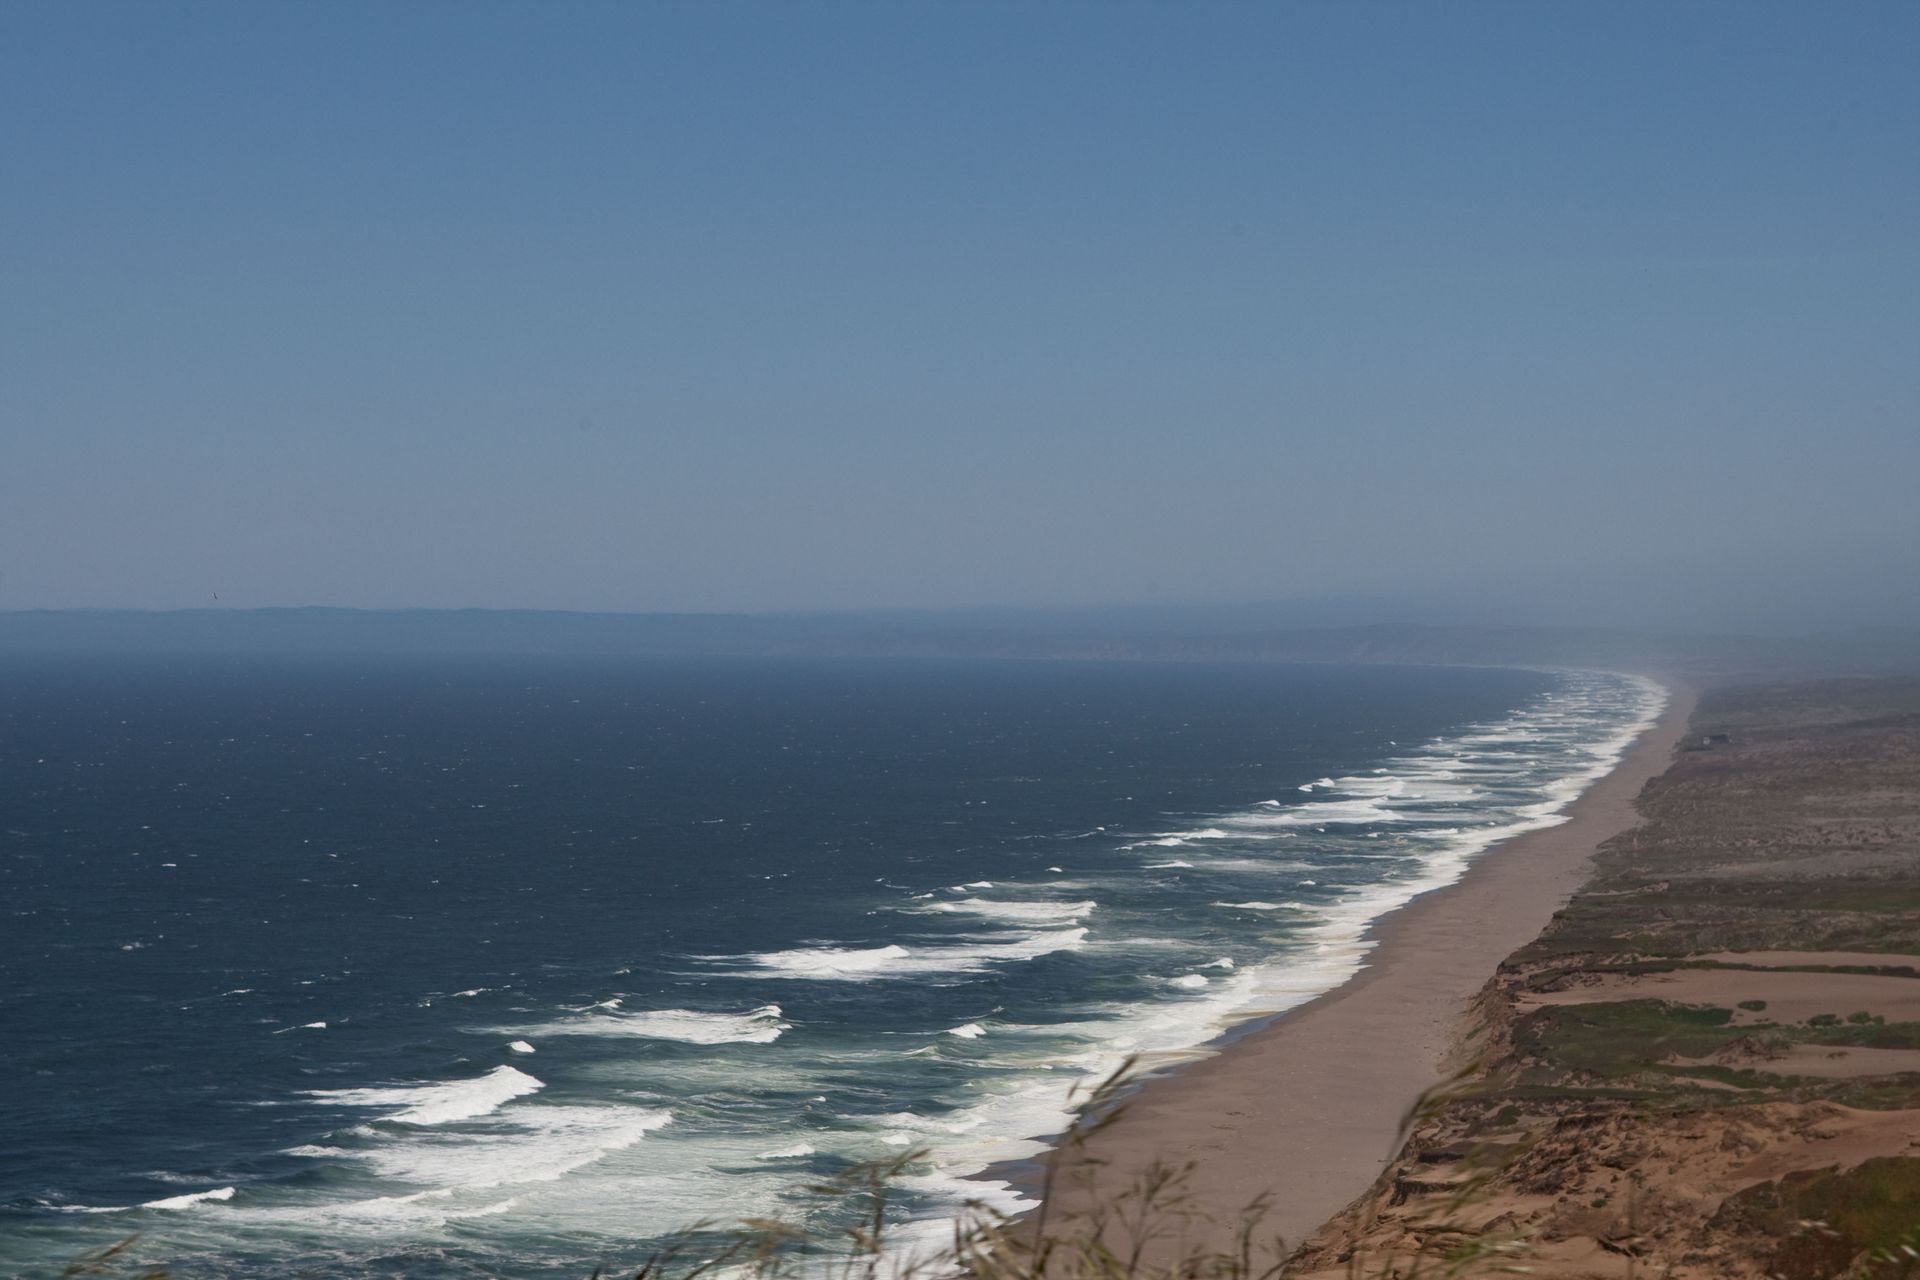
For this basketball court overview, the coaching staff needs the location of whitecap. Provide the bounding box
[1231,800,1403,827]
[142,1186,235,1210]
[306,1065,544,1125]
[284,1105,672,1202]
[914,898,1093,926]
[507,1005,788,1045]
[719,929,1086,981]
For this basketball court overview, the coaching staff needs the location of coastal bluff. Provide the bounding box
[1293,677,1920,1280]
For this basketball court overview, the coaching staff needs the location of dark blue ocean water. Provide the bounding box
[0,655,1660,1277]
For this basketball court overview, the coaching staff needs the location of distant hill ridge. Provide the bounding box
[2,608,1917,680]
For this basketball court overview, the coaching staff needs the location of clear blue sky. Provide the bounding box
[3,2,1916,629]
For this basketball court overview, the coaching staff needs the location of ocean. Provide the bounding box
[0,655,1662,1277]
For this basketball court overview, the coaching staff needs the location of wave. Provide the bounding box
[911,897,1094,926]
[1223,798,1405,827]
[55,1186,239,1215]
[268,1105,675,1237]
[1121,827,1232,849]
[143,1186,236,1210]
[508,1004,788,1045]
[306,1065,544,1125]
[716,927,1087,981]
[330,1105,672,1192]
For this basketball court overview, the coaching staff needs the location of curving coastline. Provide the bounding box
[1037,675,1698,1254]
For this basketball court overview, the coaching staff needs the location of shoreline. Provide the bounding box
[1025,674,1698,1254]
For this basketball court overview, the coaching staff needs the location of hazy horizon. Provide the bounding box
[4,3,1916,633]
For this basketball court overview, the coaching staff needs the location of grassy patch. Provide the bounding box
[1805,1021,1920,1051]
[1646,1062,1798,1089]
[1511,1000,1743,1080]
[1715,1157,1920,1280]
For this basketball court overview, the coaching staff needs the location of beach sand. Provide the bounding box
[1043,679,1698,1256]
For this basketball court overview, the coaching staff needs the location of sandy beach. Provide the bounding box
[1047,676,1698,1255]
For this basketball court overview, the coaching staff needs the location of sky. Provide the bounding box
[3,2,1916,631]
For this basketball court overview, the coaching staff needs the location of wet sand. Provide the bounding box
[1045,679,1697,1255]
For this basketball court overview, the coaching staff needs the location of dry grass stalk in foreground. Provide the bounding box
[950,1058,1288,1280]
[56,1060,1920,1280]
[590,1060,1534,1280]
[591,1058,1293,1280]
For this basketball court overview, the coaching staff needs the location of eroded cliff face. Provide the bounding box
[1292,678,1920,1280]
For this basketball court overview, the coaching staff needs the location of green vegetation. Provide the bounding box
[1511,1000,1740,1080]
[1716,1158,1920,1280]
[1506,997,1920,1101]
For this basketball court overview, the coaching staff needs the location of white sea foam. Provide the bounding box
[870,671,1669,1251]
[509,1005,788,1045]
[306,1065,544,1125]
[946,1023,987,1038]
[142,1186,236,1210]
[104,670,1664,1269]
[717,928,1086,981]
[341,1105,671,1191]
[273,1103,676,1237]
[1230,799,1405,827]
[914,898,1094,926]
[508,1040,536,1054]
[726,680,1665,1266]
